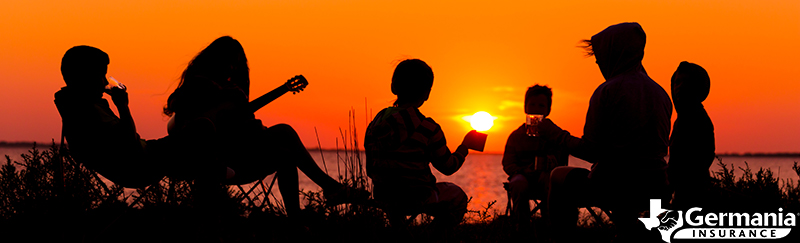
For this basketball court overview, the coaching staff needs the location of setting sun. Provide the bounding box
[465,111,496,132]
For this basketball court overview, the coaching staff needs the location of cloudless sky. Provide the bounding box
[1,0,798,154]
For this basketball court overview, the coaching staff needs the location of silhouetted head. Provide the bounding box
[391,59,433,106]
[181,36,250,96]
[61,45,109,94]
[582,22,646,80]
[524,84,552,117]
[671,61,710,109]
[165,36,250,116]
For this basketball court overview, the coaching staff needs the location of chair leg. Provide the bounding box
[586,207,608,227]
[504,182,512,217]
[531,200,542,217]
[506,196,513,217]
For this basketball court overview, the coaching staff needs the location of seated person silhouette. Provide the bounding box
[54,46,164,188]
[538,22,672,242]
[163,36,368,219]
[502,84,568,226]
[364,59,479,227]
[667,61,715,210]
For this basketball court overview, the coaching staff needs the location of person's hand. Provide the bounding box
[537,118,564,140]
[461,130,491,152]
[106,83,129,107]
[457,130,482,154]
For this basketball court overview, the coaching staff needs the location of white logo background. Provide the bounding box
[639,199,683,243]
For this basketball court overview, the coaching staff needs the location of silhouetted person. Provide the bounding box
[54,46,163,188]
[163,36,368,219]
[667,61,715,210]
[538,22,672,242]
[502,84,568,227]
[365,59,479,228]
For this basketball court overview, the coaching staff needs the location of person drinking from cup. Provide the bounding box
[54,45,165,188]
[502,84,569,228]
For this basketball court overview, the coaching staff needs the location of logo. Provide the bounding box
[638,199,796,243]
[640,199,684,242]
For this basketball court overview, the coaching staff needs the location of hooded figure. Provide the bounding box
[543,22,672,190]
[668,61,715,209]
[539,22,672,241]
[580,22,673,181]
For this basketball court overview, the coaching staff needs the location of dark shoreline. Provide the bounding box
[715,152,800,157]
[2,141,799,157]
[0,141,48,148]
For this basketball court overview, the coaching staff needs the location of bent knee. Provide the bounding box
[550,167,589,184]
[507,174,529,192]
[436,182,468,207]
[268,123,294,132]
[266,123,302,138]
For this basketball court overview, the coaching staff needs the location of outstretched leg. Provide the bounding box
[274,158,301,216]
[227,124,370,216]
[267,124,369,206]
[266,124,340,190]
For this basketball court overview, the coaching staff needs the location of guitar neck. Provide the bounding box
[249,86,287,112]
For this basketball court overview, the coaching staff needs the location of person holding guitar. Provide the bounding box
[163,36,368,219]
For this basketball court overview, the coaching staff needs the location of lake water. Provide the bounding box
[2,147,799,213]
[302,151,800,213]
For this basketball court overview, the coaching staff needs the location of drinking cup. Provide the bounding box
[526,114,544,136]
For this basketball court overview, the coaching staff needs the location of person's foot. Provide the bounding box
[324,185,371,205]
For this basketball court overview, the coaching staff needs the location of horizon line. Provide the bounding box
[1,141,798,156]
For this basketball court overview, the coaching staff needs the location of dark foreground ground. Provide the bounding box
[2,144,799,242]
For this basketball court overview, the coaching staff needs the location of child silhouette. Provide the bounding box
[365,59,480,227]
[668,61,715,210]
[54,45,163,188]
[502,84,568,226]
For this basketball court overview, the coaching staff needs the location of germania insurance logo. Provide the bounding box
[639,199,797,243]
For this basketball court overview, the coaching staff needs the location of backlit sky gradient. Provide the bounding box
[1,0,798,154]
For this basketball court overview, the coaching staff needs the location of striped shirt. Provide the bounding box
[365,106,465,194]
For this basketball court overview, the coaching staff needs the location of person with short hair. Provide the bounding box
[502,84,569,227]
[54,45,164,188]
[365,59,479,227]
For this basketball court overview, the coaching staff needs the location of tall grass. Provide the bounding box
[2,139,798,242]
[711,156,800,211]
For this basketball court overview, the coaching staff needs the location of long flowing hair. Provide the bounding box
[164,36,250,116]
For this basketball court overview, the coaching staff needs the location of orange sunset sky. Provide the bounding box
[1,0,798,154]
